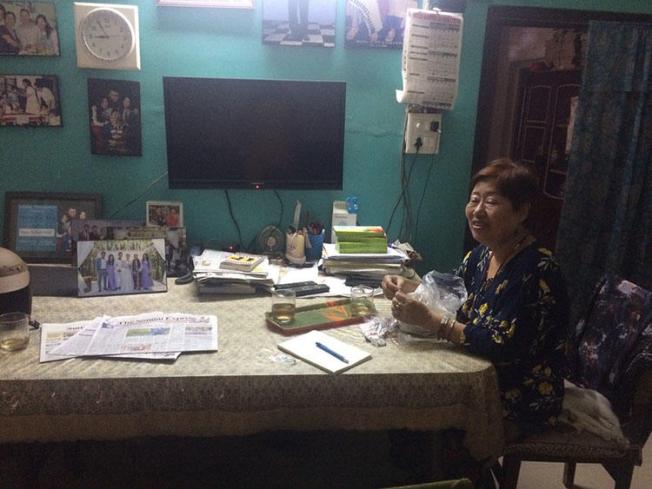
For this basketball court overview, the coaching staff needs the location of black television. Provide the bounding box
[163,77,346,190]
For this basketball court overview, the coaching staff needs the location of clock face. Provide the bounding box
[81,8,135,61]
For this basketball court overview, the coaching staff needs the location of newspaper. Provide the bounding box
[48,312,218,358]
[40,318,181,362]
[396,9,463,109]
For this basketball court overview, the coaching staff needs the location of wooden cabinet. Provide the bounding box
[512,69,581,250]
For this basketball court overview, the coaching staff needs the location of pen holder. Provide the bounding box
[305,230,325,261]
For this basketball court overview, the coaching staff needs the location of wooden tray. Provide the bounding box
[265,298,375,335]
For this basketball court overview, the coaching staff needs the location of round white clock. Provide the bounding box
[74,3,140,70]
[81,7,134,61]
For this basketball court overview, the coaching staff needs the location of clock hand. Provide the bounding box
[96,20,109,37]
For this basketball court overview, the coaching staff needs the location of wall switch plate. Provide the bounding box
[404,112,442,154]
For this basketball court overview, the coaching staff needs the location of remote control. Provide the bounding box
[292,284,330,297]
[274,281,318,290]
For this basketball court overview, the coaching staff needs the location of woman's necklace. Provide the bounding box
[485,231,530,283]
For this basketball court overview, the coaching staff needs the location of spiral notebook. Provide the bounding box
[277,330,371,374]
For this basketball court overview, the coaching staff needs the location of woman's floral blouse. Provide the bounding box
[457,242,569,431]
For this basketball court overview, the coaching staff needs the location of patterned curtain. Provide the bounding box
[556,21,652,323]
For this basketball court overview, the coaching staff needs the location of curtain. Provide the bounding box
[556,21,652,323]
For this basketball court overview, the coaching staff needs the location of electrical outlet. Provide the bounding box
[404,112,442,154]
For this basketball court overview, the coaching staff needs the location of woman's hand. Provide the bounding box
[391,291,442,334]
[381,275,419,299]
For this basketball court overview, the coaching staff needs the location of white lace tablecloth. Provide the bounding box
[0,282,504,461]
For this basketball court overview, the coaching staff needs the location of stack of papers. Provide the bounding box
[40,312,218,363]
[322,243,407,282]
[193,249,280,294]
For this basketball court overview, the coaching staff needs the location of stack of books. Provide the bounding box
[321,243,407,287]
[333,226,388,254]
[192,250,278,295]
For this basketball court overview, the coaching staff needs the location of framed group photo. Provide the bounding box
[0,74,61,127]
[146,201,183,227]
[76,238,167,297]
[3,192,102,263]
[88,78,142,156]
[0,1,60,56]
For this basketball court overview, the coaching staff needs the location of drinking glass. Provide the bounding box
[0,312,30,351]
[350,285,375,317]
[271,289,296,324]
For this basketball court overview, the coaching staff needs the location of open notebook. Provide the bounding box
[278,330,371,374]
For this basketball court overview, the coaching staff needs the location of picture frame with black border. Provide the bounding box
[0,74,62,127]
[0,1,60,57]
[3,192,102,263]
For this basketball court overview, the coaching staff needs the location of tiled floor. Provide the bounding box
[1,431,649,488]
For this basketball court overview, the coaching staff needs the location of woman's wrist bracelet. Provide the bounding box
[438,314,454,340]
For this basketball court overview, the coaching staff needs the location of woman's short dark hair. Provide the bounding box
[470,158,540,210]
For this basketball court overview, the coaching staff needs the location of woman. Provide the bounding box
[132,255,141,290]
[121,253,134,292]
[0,11,20,55]
[106,254,117,291]
[140,253,154,290]
[34,14,58,55]
[22,78,40,114]
[382,159,568,438]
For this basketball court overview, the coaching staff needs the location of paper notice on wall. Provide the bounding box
[396,9,463,110]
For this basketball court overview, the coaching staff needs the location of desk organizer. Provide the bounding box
[266,298,374,335]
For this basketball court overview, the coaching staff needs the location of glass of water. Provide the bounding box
[350,285,375,317]
[0,312,30,351]
[271,289,296,324]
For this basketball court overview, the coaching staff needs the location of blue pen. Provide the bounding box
[315,341,349,364]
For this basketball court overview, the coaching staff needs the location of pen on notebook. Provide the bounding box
[315,341,349,364]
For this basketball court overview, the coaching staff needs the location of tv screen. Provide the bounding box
[163,77,346,190]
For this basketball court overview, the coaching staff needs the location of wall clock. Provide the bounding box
[74,3,140,70]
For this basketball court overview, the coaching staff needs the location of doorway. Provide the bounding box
[467,6,652,253]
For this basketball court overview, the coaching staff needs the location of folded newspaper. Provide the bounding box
[40,312,218,363]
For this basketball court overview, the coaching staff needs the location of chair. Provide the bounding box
[500,275,652,489]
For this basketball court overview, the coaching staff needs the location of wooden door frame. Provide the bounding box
[465,5,652,253]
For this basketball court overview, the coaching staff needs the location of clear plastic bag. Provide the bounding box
[398,270,468,337]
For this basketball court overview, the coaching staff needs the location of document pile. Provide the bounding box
[322,243,407,287]
[40,312,218,363]
[192,249,279,295]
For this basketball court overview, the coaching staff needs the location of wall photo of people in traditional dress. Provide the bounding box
[0,74,61,127]
[146,201,183,228]
[263,0,336,47]
[77,239,167,297]
[0,1,60,56]
[345,0,417,49]
[87,78,142,156]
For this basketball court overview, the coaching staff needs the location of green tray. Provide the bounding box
[266,298,375,335]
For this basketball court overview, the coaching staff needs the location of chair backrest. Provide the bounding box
[568,275,652,420]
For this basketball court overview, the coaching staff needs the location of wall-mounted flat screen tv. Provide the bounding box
[163,77,346,190]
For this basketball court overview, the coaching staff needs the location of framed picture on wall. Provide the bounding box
[0,1,60,56]
[262,0,336,47]
[87,78,142,156]
[156,0,254,7]
[145,201,184,228]
[3,192,102,263]
[344,0,418,49]
[0,74,61,127]
[76,238,167,297]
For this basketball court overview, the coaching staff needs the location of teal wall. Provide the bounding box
[2,0,651,273]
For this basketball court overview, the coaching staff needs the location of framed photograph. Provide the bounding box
[0,1,60,56]
[87,78,142,156]
[156,0,254,7]
[146,201,183,227]
[0,74,61,127]
[262,0,336,48]
[76,239,167,297]
[3,192,102,263]
[345,0,418,49]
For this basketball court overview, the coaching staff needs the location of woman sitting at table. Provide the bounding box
[382,159,569,440]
